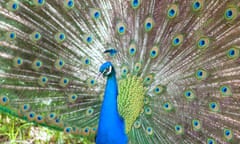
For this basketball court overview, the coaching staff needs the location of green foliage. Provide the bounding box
[0,113,93,144]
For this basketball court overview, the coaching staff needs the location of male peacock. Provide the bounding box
[0,0,240,144]
[96,60,128,144]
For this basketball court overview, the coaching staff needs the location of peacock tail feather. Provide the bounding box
[0,0,240,143]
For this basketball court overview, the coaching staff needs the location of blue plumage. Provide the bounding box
[104,49,118,57]
[96,62,128,144]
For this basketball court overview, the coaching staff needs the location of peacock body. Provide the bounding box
[96,61,128,144]
[0,0,240,143]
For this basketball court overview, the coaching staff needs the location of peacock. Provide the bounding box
[96,60,128,144]
[0,0,240,143]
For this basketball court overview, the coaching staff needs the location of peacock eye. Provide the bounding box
[103,66,112,76]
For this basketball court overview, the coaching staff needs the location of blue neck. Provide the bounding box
[100,73,119,123]
[96,72,128,144]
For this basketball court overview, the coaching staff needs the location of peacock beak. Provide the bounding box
[96,72,103,80]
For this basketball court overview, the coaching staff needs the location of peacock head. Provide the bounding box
[99,62,115,77]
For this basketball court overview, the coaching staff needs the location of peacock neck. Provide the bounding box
[102,73,119,116]
[97,71,127,143]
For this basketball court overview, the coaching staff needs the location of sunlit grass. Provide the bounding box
[0,113,94,144]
